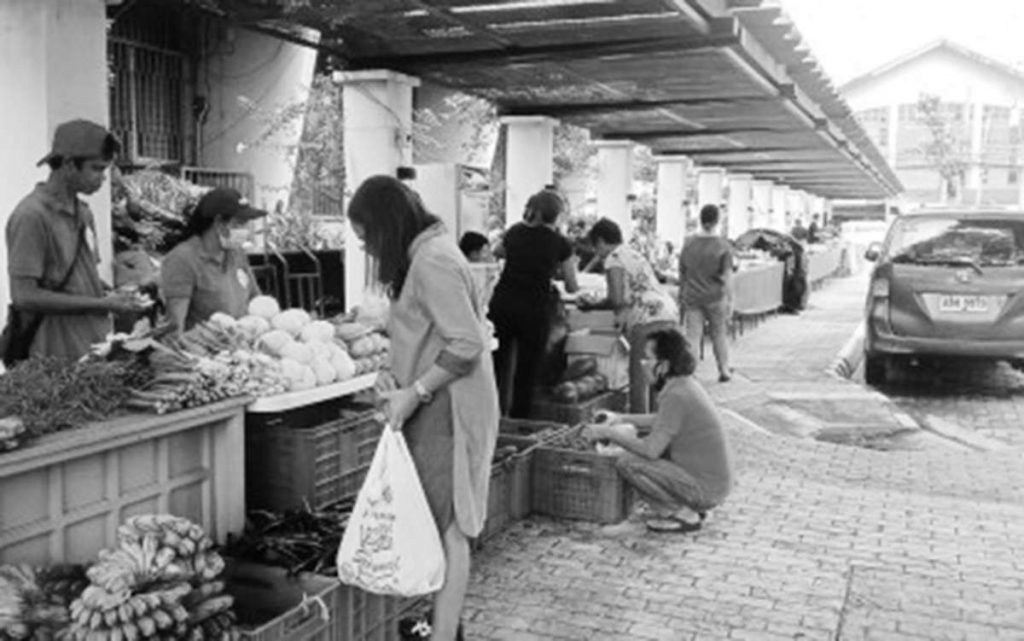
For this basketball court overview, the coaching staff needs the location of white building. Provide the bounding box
[842,40,1024,208]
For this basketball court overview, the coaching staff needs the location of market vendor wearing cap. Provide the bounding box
[4,119,151,363]
[160,188,265,333]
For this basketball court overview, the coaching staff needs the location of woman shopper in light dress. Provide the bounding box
[580,218,678,412]
[347,175,499,641]
[584,328,733,532]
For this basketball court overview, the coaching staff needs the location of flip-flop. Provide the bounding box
[645,515,703,533]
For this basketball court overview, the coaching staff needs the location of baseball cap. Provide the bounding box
[37,119,121,166]
[193,187,267,222]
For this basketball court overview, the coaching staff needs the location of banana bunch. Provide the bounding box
[88,537,186,595]
[0,564,86,641]
[180,583,236,641]
[116,517,221,582]
[68,583,190,641]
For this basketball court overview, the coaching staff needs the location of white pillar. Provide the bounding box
[750,180,773,230]
[654,156,690,248]
[726,174,753,239]
[334,70,420,311]
[696,168,726,212]
[771,185,790,231]
[787,190,805,224]
[501,116,556,225]
[593,141,634,237]
[969,101,984,200]
[0,0,111,322]
[886,103,899,169]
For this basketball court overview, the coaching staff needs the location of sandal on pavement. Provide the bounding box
[644,515,703,533]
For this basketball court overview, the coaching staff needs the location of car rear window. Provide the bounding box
[888,216,1024,267]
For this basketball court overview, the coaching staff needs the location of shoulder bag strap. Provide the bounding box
[52,223,88,293]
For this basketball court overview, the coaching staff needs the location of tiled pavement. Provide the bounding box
[463,275,1024,640]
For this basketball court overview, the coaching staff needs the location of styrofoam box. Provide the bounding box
[0,398,248,565]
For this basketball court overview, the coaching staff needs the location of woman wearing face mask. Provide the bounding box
[583,328,732,533]
[160,187,266,333]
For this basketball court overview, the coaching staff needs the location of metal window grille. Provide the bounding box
[180,167,255,201]
[108,7,185,164]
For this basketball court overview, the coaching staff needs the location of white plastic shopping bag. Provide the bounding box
[336,427,446,596]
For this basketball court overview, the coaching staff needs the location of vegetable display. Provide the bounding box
[221,502,354,578]
[68,516,236,641]
[550,358,609,404]
[0,357,151,451]
[0,517,234,641]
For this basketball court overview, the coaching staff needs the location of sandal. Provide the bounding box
[644,515,703,533]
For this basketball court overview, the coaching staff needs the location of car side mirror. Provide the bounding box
[864,243,882,262]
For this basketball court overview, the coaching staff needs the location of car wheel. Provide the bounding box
[864,352,887,386]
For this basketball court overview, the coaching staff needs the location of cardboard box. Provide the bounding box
[565,331,630,390]
[566,309,618,333]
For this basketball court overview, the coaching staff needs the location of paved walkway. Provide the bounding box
[463,275,1024,641]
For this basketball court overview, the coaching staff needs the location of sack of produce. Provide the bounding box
[336,429,445,596]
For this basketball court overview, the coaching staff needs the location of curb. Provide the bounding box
[830,321,866,379]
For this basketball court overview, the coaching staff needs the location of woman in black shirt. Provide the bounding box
[489,189,579,418]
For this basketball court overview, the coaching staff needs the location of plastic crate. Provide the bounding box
[336,583,422,641]
[245,407,384,512]
[530,436,633,524]
[0,399,248,565]
[528,388,628,426]
[498,417,573,443]
[227,561,343,641]
[474,435,537,547]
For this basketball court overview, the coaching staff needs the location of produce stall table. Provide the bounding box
[246,373,378,414]
[806,244,845,287]
[0,397,249,565]
[732,261,785,327]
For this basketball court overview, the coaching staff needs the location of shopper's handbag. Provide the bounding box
[0,226,86,367]
[336,427,446,597]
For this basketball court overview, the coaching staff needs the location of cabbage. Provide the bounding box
[279,358,305,384]
[279,341,314,364]
[299,320,335,344]
[258,330,294,356]
[248,295,281,320]
[272,309,312,337]
[292,366,317,391]
[208,312,237,330]
[237,315,271,340]
[312,357,337,385]
[330,350,357,381]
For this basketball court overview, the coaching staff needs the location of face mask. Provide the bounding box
[221,227,250,250]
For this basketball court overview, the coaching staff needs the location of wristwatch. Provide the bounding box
[413,380,433,404]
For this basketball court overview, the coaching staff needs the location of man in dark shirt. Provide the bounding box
[679,204,734,382]
[807,214,821,244]
[5,119,147,361]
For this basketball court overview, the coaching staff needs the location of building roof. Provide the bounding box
[841,39,1024,93]
[204,0,901,199]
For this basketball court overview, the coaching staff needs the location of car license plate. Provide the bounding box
[938,295,990,313]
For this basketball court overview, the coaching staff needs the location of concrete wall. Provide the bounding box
[198,26,318,212]
[0,0,110,322]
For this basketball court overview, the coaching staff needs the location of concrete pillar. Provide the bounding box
[969,101,984,200]
[787,190,806,224]
[593,141,634,237]
[654,156,691,248]
[0,0,111,321]
[501,116,556,225]
[696,168,726,212]
[751,180,773,230]
[726,174,753,239]
[334,70,419,311]
[771,185,790,231]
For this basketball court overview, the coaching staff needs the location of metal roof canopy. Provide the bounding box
[239,0,901,200]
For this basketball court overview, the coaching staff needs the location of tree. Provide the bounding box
[917,94,969,203]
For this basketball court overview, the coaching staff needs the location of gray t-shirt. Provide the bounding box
[6,183,110,360]
[679,234,733,307]
[653,376,732,500]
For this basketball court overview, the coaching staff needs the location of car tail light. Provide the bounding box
[870,277,890,298]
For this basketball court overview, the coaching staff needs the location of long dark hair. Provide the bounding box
[347,175,441,298]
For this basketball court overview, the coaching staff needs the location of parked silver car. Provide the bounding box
[863,208,1024,385]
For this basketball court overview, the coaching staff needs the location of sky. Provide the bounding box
[778,0,1024,85]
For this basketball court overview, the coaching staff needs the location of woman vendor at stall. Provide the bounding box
[580,218,678,413]
[160,188,265,332]
[583,328,732,533]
